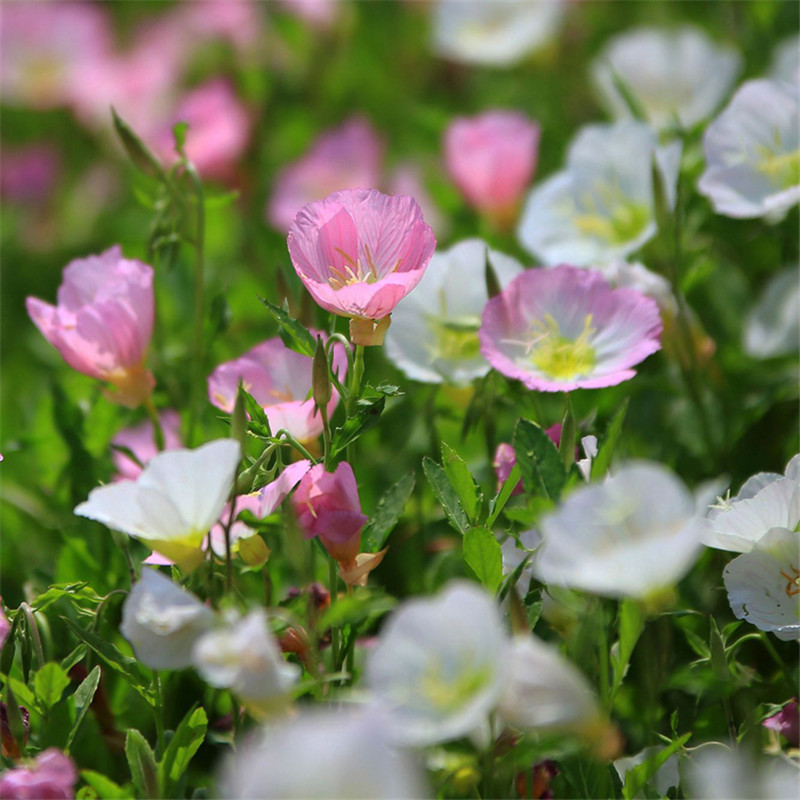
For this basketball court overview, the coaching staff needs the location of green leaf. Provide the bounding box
[80,771,134,800]
[486,463,522,527]
[591,398,629,480]
[441,443,483,524]
[241,388,272,438]
[524,589,543,630]
[709,617,730,682]
[65,665,101,751]
[331,394,386,456]
[259,297,316,356]
[112,107,166,181]
[463,526,503,593]
[318,590,397,631]
[621,733,691,800]
[512,419,567,501]
[362,472,415,553]
[3,673,40,713]
[31,582,104,613]
[611,599,645,698]
[34,662,70,709]
[158,706,208,796]
[422,457,469,535]
[126,729,160,800]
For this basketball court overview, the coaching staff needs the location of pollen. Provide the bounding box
[528,313,597,381]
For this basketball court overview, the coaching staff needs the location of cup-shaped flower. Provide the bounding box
[120,569,214,670]
[533,461,705,600]
[291,462,368,565]
[763,700,799,747]
[698,80,800,219]
[0,748,78,800]
[517,122,681,266]
[287,189,436,327]
[217,707,428,799]
[26,246,155,407]
[111,410,183,481]
[366,581,507,746]
[444,112,540,223]
[208,336,347,443]
[74,439,241,571]
[723,527,800,642]
[744,267,800,359]
[591,26,741,131]
[385,239,523,385]
[480,265,662,392]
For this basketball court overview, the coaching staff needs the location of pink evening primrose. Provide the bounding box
[208,335,347,443]
[479,265,662,392]
[0,748,78,800]
[444,110,540,225]
[26,246,155,407]
[287,189,436,344]
[111,410,183,481]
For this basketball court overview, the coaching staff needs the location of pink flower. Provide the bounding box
[267,118,384,233]
[291,462,368,564]
[480,265,662,393]
[287,188,436,323]
[0,748,78,799]
[111,411,183,481]
[26,246,155,407]
[278,0,340,29]
[763,700,799,747]
[444,111,540,223]
[0,603,10,651]
[208,336,347,443]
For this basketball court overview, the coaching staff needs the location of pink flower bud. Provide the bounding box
[0,748,77,799]
[291,462,368,564]
[763,700,799,747]
[26,246,155,407]
[444,111,540,224]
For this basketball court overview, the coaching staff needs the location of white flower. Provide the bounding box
[120,569,214,670]
[518,121,681,266]
[593,260,677,314]
[218,707,428,799]
[533,461,705,599]
[698,79,800,219]
[384,239,523,385]
[744,267,800,358]
[366,581,507,746]
[591,26,741,131]
[501,528,541,591]
[432,0,566,67]
[769,35,799,85]
[703,454,800,553]
[192,609,299,713]
[723,527,800,642]
[74,439,241,571]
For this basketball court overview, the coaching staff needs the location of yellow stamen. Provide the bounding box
[527,314,597,381]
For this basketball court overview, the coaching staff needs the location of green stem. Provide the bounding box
[153,672,166,756]
[596,600,611,710]
[320,405,332,471]
[328,557,340,668]
[143,397,165,451]
[759,631,796,695]
[347,345,365,416]
[223,497,237,595]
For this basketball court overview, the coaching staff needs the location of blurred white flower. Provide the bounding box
[367,581,507,746]
[613,746,679,799]
[384,239,523,385]
[698,79,800,219]
[534,461,705,599]
[432,0,565,67]
[744,267,800,358]
[75,439,241,571]
[593,260,677,314]
[501,528,541,590]
[218,707,428,799]
[703,455,800,553]
[723,526,800,641]
[769,35,800,85]
[518,121,681,266]
[120,569,214,670]
[577,435,598,482]
[591,26,741,131]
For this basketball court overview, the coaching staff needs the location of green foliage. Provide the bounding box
[513,418,567,500]
[361,471,415,553]
[158,706,208,797]
[125,729,160,800]
[423,456,470,535]
[33,662,70,709]
[259,297,316,357]
[463,526,503,593]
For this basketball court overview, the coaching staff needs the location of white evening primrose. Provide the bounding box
[723,527,800,642]
[74,439,240,571]
[518,121,681,266]
[698,79,800,219]
[703,455,800,553]
[591,26,741,131]
[384,239,523,385]
[593,260,677,315]
[501,528,541,590]
[120,569,214,670]
[193,608,299,716]
[533,461,705,600]
[743,267,800,359]
[366,581,507,746]
[769,35,800,85]
[432,0,565,68]
[218,707,428,799]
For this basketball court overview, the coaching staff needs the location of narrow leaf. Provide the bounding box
[158,706,208,796]
[126,729,159,800]
[423,457,469,535]
[362,472,416,553]
[441,443,483,524]
[591,398,629,480]
[65,665,101,751]
[331,395,385,456]
[112,107,166,181]
[80,771,133,800]
[33,662,70,709]
[463,526,503,593]
[259,297,316,356]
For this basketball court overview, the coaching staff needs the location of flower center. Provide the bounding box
[327,245,402,291]
[428,316,482,362]
[756,145,800,190]
[780,566,800,598]
[528,314,597,381]
[419,658,492,713]
[573,201,651,245]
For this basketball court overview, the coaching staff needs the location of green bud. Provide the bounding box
[111,107,167,181]
[484,248,502,300]
[313,336,331,411]
[232,381,248,453]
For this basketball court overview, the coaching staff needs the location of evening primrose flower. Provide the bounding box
[111,410,182,481]
[533,461,706,599]
[385,239,523,385]
[591,26,741,131]
[287,189,436,344]
[723,527,800,641]
[517,122,681,266]
[698,79,800,219]
[479,265,662,392]
[743,267,800,359]
[74,439,241,571]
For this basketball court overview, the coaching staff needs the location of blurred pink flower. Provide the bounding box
[291,462,368,564]
[0,144,60,205]
[480,265,662,392]
[388,163,448,239]
[287,188,436,323]
[172,0,261,52]
[111,411,183,481]
[0,603,9,651]
[444,111,540,224]
[208,336,347,443]
[0,748,78,800]
[26,246,155,407]
[763,700,799,747]
[278,0,340,28]
[267,118,384,232]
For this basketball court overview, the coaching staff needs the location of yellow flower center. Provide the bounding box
[528,314,597,381]
[428,316,482,362]
[756,145,800,190]
[573,201,651,245]
[419,658,493,713]
[327,245,402,291]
